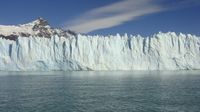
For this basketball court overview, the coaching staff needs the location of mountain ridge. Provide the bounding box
[0,18,76,41]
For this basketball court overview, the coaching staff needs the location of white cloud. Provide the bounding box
[64,0,200,33]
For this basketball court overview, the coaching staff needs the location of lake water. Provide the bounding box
[0,71,200,112]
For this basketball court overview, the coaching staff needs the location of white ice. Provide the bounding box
[0,32,200,71]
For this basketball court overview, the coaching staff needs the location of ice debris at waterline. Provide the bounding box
[0,19,200,71]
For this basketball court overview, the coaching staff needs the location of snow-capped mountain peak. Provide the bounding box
[22,17,50,27]
[0,18,75,40]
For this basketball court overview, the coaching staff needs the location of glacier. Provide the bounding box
[0,18,200,71]
[0,32,200,71]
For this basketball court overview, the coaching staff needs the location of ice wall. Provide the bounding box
[0,32,200,71]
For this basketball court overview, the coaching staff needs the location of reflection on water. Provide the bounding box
[0,71,200,112]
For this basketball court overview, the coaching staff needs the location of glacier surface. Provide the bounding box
[0,32,200,71]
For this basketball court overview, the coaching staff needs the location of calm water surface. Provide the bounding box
[0,71,200,112]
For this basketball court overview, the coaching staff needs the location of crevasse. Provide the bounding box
[0,32,200,71]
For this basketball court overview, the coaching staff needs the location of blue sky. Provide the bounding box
[0,0,200,36]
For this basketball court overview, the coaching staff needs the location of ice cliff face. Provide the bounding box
[0,19,200,71]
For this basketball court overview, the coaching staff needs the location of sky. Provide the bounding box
[0,0,200,36]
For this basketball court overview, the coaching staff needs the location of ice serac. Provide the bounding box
[0,19,200,71]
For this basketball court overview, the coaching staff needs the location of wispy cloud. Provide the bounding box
[64,0,200,33]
